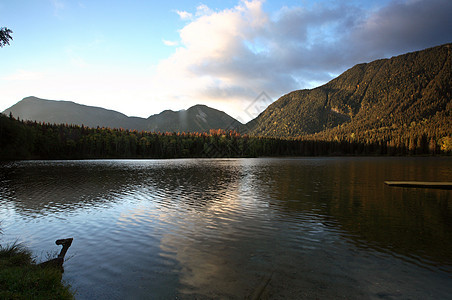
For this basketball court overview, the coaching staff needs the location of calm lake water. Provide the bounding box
[1,158,451,299]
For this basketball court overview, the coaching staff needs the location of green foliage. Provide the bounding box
[0,243,73,299]
[0,243,33,266]
[0,27,13,47]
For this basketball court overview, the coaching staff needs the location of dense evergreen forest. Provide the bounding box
[1,113,450,160]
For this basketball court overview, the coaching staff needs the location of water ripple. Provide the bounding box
[0,158,451,299]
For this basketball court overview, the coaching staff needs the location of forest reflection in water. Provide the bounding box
[0,158,451,299]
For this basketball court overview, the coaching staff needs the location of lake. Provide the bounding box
[1,158,451,299]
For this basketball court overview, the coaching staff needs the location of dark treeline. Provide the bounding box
[306,113,452,156]
[0,114,450,160]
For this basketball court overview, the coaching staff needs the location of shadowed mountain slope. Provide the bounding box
[3,97,243,132]
[145,104,243,133]
[3,97,143,130]
[247,43,451,140]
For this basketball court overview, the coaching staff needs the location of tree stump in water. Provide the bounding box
[39,238,73,272]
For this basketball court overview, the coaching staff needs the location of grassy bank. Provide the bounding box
[0,243,74,299]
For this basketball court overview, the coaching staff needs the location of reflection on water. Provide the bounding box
[0,158,451,299]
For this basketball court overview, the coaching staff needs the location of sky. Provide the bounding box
[1,0,451,122]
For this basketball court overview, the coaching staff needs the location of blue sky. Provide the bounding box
[1,0,451,122]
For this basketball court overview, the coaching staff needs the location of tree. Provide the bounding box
[0,27,13,47]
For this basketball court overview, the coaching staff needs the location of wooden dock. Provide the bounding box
[384,181,452,190]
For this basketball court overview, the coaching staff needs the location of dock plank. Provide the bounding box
[384,181,452,190]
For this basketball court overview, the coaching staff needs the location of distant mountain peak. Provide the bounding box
[3,97,243,133]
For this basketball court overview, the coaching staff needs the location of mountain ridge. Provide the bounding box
[3,43,451,142]
[3,96,243,133]
[246,43,451,142]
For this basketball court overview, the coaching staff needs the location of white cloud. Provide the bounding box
[154,0,348,120]
[163,39,179,46]
[175,10,193,20]
[51,0,65,10]
[4,0,450,122]
[195,4,213,16]
[148,0,452,122]
[50,0,66,17]
[150,0,279,121]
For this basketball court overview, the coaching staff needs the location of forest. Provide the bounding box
[249,43,452,148]
[1,113,450,160]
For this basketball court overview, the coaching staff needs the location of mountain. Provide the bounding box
[145,105,244,133]
[247,43,451,141]
[4,43,451,143]
[3,97,144,130]
[3,97,243,133]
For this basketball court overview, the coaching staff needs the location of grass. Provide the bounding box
[0,242,74,299]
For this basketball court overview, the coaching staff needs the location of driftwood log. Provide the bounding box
[39,238,73,271]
